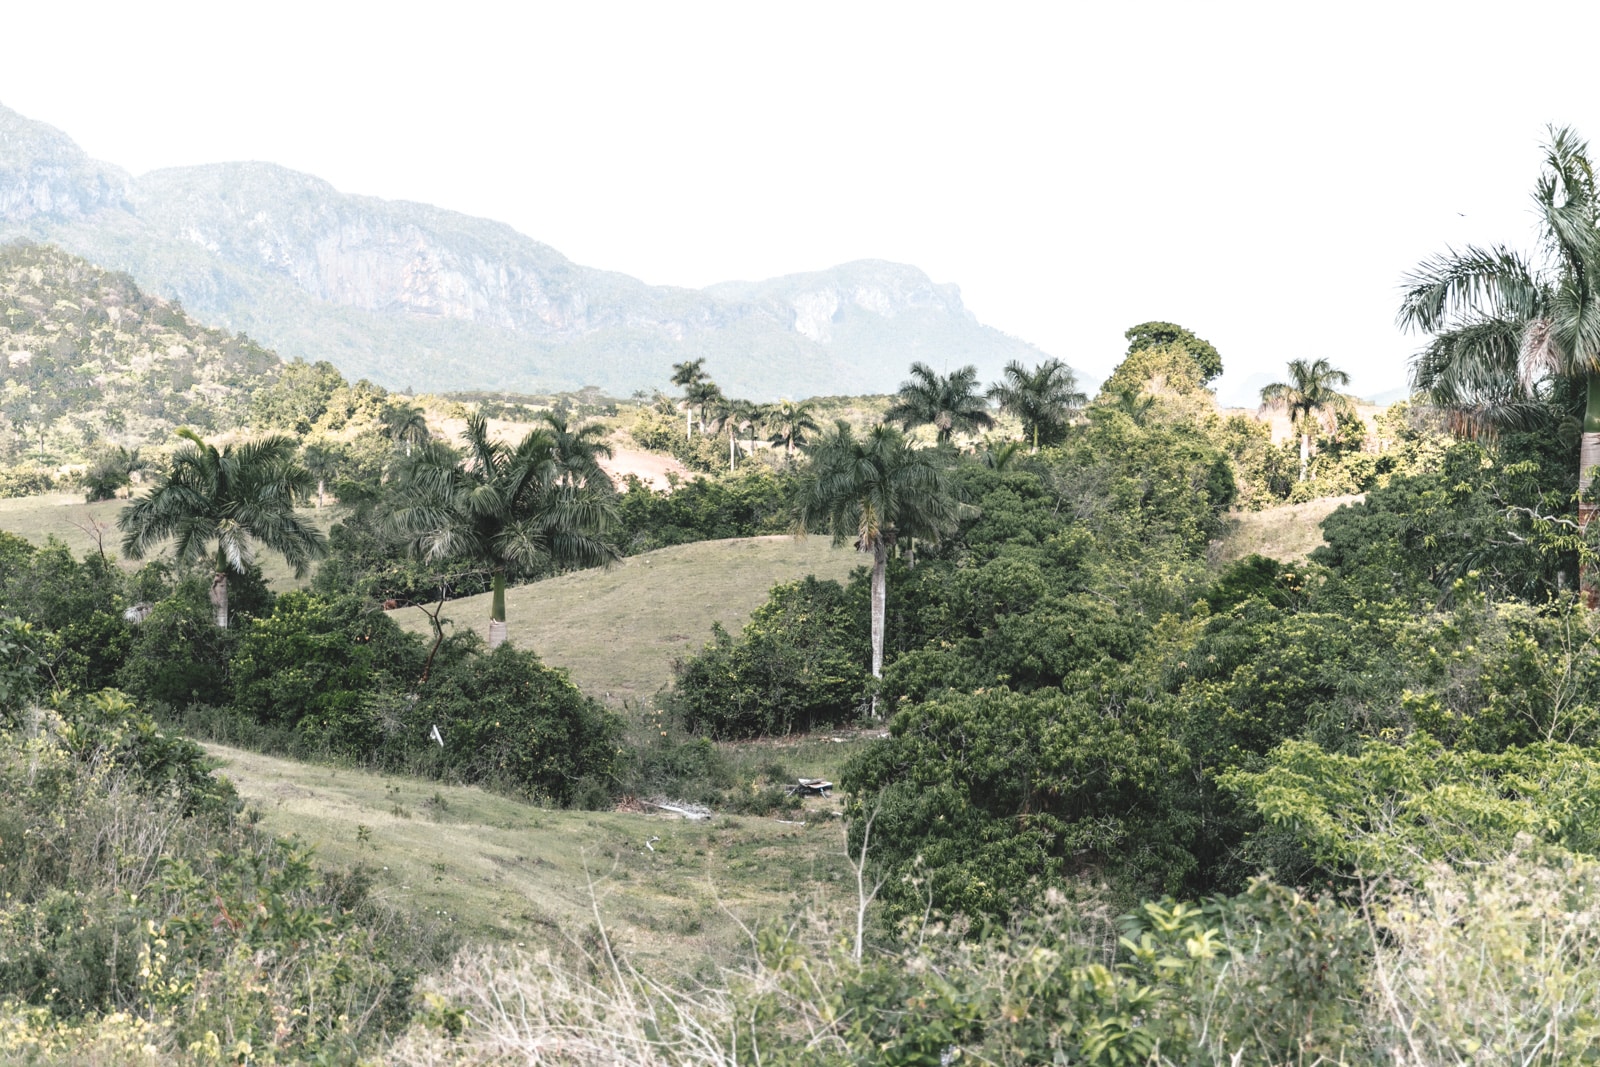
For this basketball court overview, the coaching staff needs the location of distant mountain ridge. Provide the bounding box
[0,104,1056,398]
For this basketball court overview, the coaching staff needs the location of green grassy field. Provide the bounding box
[206,742,858,968]
[396,535,862,707]
[1208,494,1360,568]
[0,491,336,590]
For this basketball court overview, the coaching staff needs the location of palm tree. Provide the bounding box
[1259,359,1353,482]
[1099,384,1157,425]
[685,380,725,436]
[387,412,617,648]
[539,412,615,490]
[986,358,1087,452]
[795,422,959,714]
[1399,126,1600,603]
[768,399,820,461]
[119,429,327,628]
[725,399,768,470]
[671,358,710,438]
[382,402,430,456]
[300,442,340,507]
[885,363,994,444]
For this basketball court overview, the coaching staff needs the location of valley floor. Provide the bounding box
[205,741,861,970]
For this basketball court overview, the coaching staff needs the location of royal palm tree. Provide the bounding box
[986,358,1087,451]
[119,429,327,628]
[1399,126,1600,603]
[885,363,993,444]
[387,412,617,648]
[725,399,768,470]
[794,422,959,713]
[538,412,615,490]
[300,442,340,508]
[686,380,726,436]
[768,398,820,461]
[1259,359,1353,482]
[382,402,430,456]
[671,358,710,438]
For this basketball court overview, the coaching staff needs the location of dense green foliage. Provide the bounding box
[1123,320,1224,382]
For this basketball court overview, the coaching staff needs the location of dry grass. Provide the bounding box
[395,535,861,707]
[0,491,335,591]
[1208,494,1361,569]
[205,742,856,968]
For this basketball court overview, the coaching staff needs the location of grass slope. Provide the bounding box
[0,491,335,590]
[396,535,861,706]
[206,742,856,967]
[1209,494,1361,568]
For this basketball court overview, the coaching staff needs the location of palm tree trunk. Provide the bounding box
[1299,431,1310,482]
[729,425,736,471]
[869,536,888,717]
[317,478,326,508]
[686,408,692,440]
[489,569,508,649]
[1580,374,1600,609]
[210,556,229,629]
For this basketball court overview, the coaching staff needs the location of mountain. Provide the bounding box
[0,104,1054,398]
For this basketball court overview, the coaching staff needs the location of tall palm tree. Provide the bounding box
[1399,126,1600,606]
[794,422,959,714]
[768,398,820,461]
[885,363,994,444]
[300,442,340,508]
[986,358,1087,451]
[1259,359,1353,482]
[671,358,710,439]
[387,412,617,648]
[382,402,431,456]
[119,429,327,628]
[538,412,615,490]
[725,399,768,470]
[685,380,726,436]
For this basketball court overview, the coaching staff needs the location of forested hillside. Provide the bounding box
[0,242,282,477]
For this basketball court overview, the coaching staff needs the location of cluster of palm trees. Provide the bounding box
[118,405,623,645]
[667,359,823,468]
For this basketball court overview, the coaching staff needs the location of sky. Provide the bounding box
[4,0,1600,401]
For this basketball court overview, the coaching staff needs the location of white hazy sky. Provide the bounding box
[4,0,1599,399]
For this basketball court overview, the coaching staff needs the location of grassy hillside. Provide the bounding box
[0,490,335,589]
[206,741,857,966]
[1209,494,1361,567]
[397,535,861,705]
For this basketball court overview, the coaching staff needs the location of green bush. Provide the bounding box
[666,576,868,738]
[405,643,621,803]
[230,591,424,749]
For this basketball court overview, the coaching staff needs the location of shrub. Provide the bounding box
[665,576,868,738]
[230,592,424,749]
[406,644,621,804]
